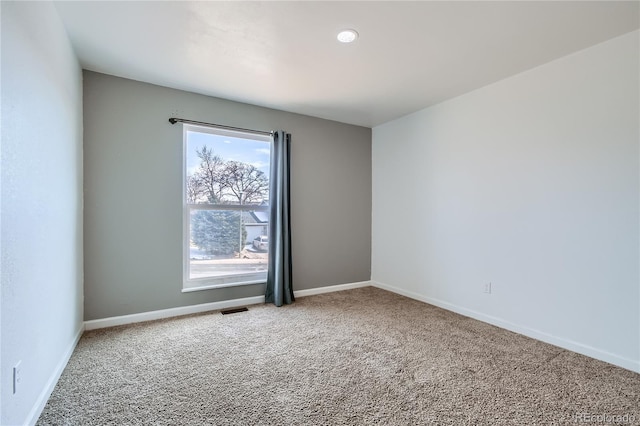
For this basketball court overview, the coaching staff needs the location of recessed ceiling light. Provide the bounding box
[337,29,358,43]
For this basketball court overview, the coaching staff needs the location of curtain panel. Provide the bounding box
[265,130,294,306]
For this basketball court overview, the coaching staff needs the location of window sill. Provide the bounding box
[182,279,266,293]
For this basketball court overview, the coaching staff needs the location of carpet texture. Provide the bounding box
[38,287,639,425]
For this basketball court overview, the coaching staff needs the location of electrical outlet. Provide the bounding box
[13,361,22,394]
[483,282,492,294]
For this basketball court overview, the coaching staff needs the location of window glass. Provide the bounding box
[184,125,270,291]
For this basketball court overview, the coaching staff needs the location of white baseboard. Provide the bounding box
[26,324,84,426]
[294,280,371,298]
[84,281,372,331]
[371,280,640,373]
[84,295,266,331]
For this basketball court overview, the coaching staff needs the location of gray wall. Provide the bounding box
[372,31,639,371]
[1,2,84,424]
[84,71,371,320]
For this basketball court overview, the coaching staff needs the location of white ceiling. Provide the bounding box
[54,1,639,128]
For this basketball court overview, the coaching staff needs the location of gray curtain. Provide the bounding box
[265,130,294,306]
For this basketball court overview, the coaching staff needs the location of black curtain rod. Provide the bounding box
[169,117,273,137]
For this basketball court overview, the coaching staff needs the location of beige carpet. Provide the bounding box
[38,287,639,425]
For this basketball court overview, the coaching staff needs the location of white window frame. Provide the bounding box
[182,124,271,293]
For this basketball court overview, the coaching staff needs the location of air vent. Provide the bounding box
[221,307,249,315]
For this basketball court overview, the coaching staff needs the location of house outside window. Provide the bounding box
[183,124,270,291]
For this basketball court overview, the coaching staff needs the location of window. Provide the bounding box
[183,124,271,291]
